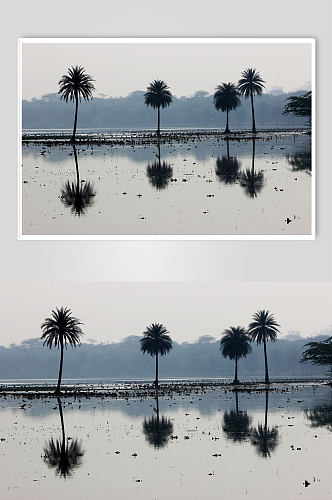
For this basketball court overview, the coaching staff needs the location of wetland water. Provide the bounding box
[21,131,312,236]
[0,382,330,499]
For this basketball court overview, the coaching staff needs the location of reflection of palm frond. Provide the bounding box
[250,424,279,458]
[305,404,332,431]
[143,415,173,448]
[43,438,84,478]
[147,161,173,190]
[60,180,96,216]
[286,152,311,173]
[240,169,264,198]
[222,410,251,442]
[216,156,241,184]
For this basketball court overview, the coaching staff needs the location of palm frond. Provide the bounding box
[214,82,241,112]
[248,310,280,345]
[140,323,173,356]
[238,68,265,98]
[58,66,95,102]
[220,326,252,360]
[40,307,84,349]
[144,79,173,109]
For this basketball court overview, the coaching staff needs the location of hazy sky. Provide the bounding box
[22,41,312,100]
[0,282,329,347]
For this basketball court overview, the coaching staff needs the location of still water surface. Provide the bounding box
[0,383,330,499]
[22,132,311,236]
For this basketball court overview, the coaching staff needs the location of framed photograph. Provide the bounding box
[18,38,315,240]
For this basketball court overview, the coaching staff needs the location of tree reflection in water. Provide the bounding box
[146,141,173,190]
[250,389,279,458]
[286,151,311,174]
[240,138,264,198]
[60,145,96,216]
[305,402,332,432]
[215,138,241,185]
[222,390,251,442]
[143,391,173,448]
[43,397,84,478]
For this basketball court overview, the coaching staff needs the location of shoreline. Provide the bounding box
[0,378,329,398]
[22,128,310,146]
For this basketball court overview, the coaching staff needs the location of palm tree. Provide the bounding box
[214,83,241,134]
[220,326,252,384]
[144,80,172,136]
[250,390,279,458]
[237,68,265,133]
[248,310,280,384]
[41,307,84,395]
[43,397,84,477]
[58,66,95,143]
[142,394,173,448]
[240,138,264,198]
[60,146,96,215]
[140,323,172,388]
[146,141,173,190]
[215,138,241,184]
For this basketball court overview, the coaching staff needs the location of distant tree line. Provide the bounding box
[23,90,308,130]
[0,332,327,380]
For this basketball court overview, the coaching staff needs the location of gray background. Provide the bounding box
[0,0,331,281]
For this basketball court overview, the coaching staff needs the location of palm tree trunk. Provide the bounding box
[235,390,239,413]
[250,91,256,133]
[226,138,230,160]
[157,106,160,136]
[225,108,230,134]
[263,337,270,384]
[56,338,64,394]
[233,355,239,384]
[71,92,79,143]
[155,352,159,388]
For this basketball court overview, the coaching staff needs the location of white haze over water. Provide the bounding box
[0,282,330,347]
[22,42,312,100]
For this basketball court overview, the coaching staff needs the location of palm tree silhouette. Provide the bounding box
[60,146,96,216]
[250,390,279,458]
[220,326,252,384]
[140,323,172,388]
[238,68,265,133]
[214,83,241,134]
[43,397,84,477]
[40,307,84,395]
[240,139,264,198]
[248,310,280,384]
[146,141,173,190]
[144,80,172,136]
[215,138,241,184]
[143,393,173,448]
[58,66,95,143]
[222,391,251,442]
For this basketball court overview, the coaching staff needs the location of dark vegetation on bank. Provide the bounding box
[0,334,327,381]
[23,90,308,131]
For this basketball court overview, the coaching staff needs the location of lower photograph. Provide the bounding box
[0,281,331,499]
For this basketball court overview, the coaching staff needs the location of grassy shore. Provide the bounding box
[22,128,310,146]
[0,378,329,398]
